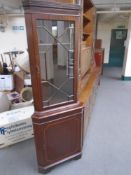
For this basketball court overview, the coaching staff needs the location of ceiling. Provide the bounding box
[0,0,131,15]
[93,0,131,9]
[0,0,22,14]
[0,0,21,9]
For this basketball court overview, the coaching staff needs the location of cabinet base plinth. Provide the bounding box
[38,153,82,174]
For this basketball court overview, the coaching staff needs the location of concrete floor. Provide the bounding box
[0,67,131,175]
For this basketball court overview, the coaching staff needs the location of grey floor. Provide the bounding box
[1,67,131,175]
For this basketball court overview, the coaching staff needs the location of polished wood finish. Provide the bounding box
[95,39,102,49]
[33,103,83,170]
[79,0,96,95]
[79,68,100,137]
[25,16,80,110]
[23,0,101,173]
[95,49,104,74]
[23,0,81,12]
[24,13,43,111]
[95,39,104,74]
[83,3,96,47]
[95,49,104,67]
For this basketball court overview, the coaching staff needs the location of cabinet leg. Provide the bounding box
[73,154,82,160]
[38,166,53,174]
[38,153,82,174]
[98,79,101,85]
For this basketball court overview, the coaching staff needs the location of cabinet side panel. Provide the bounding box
[24,14,42,110]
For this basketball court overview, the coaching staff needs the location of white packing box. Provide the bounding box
[0,106,34,148]
[0,74,14,91]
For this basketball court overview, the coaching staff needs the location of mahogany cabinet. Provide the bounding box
[94,39,104,74]
[95,49,104,73]
[23,0,101,173]
[95,50,104,66]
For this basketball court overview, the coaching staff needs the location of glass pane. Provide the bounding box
[36,19,75,108]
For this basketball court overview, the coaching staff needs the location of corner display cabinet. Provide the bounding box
[23,0,101,173]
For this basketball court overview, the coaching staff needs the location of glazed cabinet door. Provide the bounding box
[26,14,80,111]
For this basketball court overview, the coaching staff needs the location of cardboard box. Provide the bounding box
[0,74,14,91]
[0,106,34,148]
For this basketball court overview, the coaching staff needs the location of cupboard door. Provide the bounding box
[31,14,80,110]
[33,110,83,167]
[36,19,75,108]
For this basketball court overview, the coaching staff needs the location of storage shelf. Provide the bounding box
[83,0,93,12]
[83,15,90,27]
[83,32,89,41]
[83,14,90,21]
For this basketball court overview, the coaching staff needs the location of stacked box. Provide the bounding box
[0,106,34,148]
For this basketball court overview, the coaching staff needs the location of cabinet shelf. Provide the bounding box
[83,14,90,21]
[83,15,90,27]
[83,32,89,41]
[83,0,93,13]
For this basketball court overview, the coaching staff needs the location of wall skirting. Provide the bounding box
[103,63,109,67]
[121,76,131,81]
[103,63,123,67]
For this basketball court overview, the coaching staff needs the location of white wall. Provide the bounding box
[97,15,128,63]
[122,15,131,77]
[0,15,27,53]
